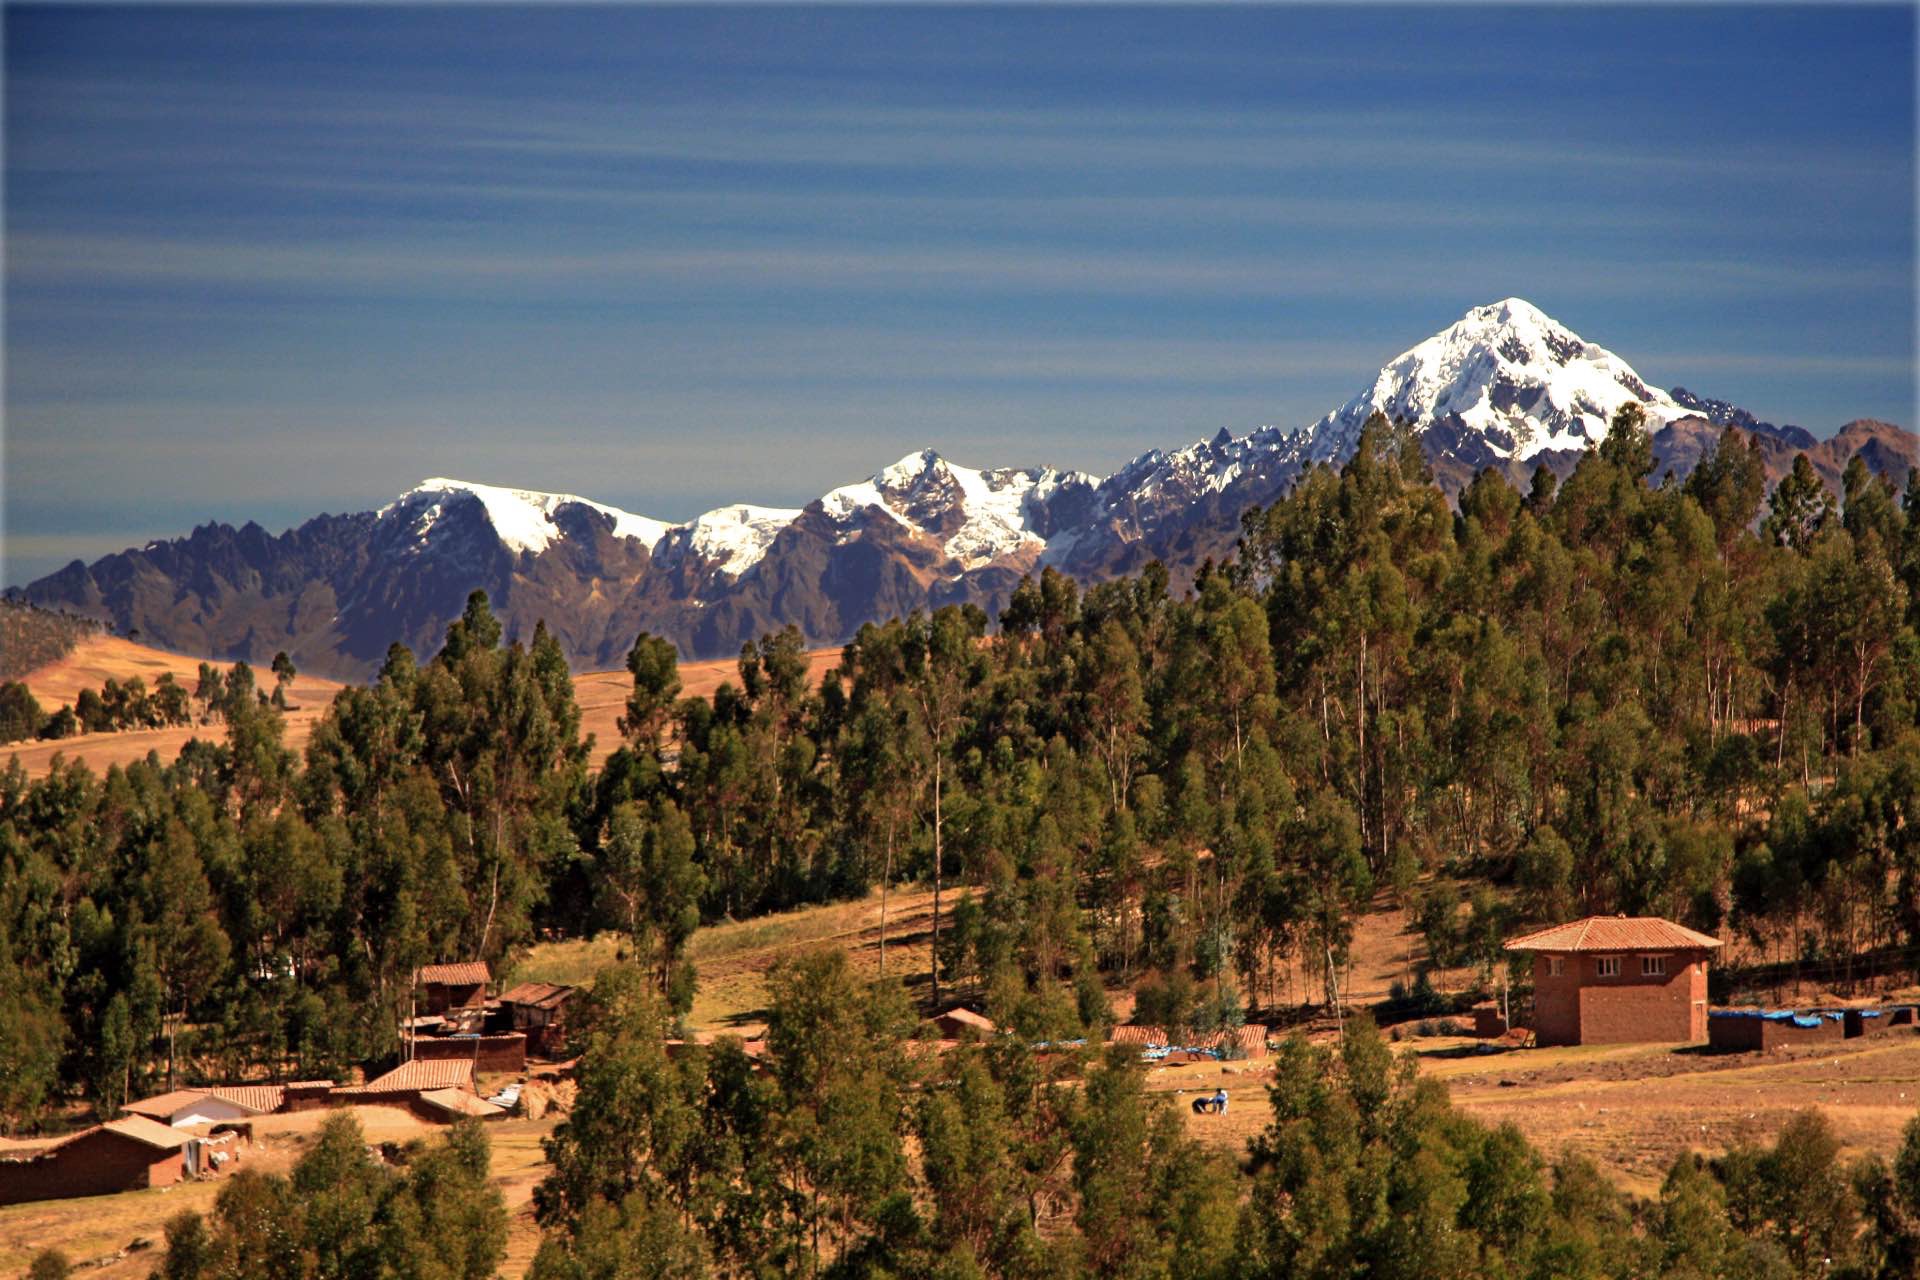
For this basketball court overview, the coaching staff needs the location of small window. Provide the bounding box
[1642,955,1667,976]
[1595,956,1621,978]
[1547,955,1565,977]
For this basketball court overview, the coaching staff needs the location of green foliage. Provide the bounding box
[159,1113,507,1280]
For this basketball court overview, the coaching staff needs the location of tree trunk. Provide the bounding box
[880,817,894,977]
[931,754,943,1010]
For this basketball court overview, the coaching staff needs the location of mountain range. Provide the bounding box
[15,298,1914,680]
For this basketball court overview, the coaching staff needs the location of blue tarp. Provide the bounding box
[1709,1009,1836,1028]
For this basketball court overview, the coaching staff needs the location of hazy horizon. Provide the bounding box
[6,4,1915,587]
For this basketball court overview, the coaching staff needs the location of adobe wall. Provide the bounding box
[1710,1013,1846,1052]
[411,1033,526,1074]
[0,1133,183,1206]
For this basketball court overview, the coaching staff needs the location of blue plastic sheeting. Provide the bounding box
[1709,1009,1830,1027]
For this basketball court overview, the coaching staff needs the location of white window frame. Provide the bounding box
[1641,954,1667,976]
[1547,955,1565,977]
[1594,956,1621,978]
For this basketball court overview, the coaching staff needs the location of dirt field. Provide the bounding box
[9,637,845,778]
[1154,1028,1920,1197]
[6,635,345,781]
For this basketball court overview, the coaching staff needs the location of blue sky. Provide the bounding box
[5,3,1914,586]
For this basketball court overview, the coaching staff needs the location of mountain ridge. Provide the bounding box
[17,300,1914,679]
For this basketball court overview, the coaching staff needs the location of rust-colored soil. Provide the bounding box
[7,635,344,781]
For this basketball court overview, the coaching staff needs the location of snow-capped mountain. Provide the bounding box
[1305,297,1689,467]
[19,299,1913,677]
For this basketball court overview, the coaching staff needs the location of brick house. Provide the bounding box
[1504,915,1721,1046]
[416,962,490,1016]
[0,1115,191,1205]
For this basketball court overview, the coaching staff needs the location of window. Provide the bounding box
[1547,955,1565,977]
[1642,955,1667,976]
[1595,956,1621,978]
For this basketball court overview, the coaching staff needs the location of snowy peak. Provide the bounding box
[674,504,803,578]
[383,478,675,555]
[825,449,1091,569]
[1306,298,1688,462]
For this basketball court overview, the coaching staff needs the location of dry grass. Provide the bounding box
[0,1106,559,1279]
[1153,1028,1920,1198]
[510,883,941,1035]
[7,635,345,781]
[8,636,846,778]
[572,647,842,770]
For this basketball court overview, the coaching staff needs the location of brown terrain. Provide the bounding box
[7,635,346,780]
[6,876,1919,1276]
[7,636,845,779]
[9,640,1920,1273]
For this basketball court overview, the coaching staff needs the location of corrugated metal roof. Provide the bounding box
[1503,916,1723,952]
[417,1088,506,1118]
[417,962,491,986]
[498,982,575,1010]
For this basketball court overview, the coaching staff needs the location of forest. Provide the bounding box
[5,408,1920,1273]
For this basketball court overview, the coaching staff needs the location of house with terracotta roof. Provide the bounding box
[0,1115,192,1205]
[416,961,490,1016]
[1504,915,1721,1046]
[122,1084,288,1127]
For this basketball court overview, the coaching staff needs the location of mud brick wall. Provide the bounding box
[1532,949,1711,1046]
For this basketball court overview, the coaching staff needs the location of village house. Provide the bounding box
[1504,915,1720,1046]
[0,1115,192,1205]
[122,1083,289,1127]
[416,961,491,1017]
[495,981,578,1057]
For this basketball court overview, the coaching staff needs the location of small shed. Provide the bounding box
[0,1115,191,1205]
[333,1058,477,1112]
[497,981,578,1057]
[417,962,491,1016]
[1504,915,1720,1047]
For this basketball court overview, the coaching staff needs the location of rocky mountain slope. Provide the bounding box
[16,299,1914,678]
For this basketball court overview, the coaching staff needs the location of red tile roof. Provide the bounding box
[498,982,575,1010]
[103,1114,196,1149]
[1503,916,1723,953]
[5,1114,195,1160]
[124,1084,287,1120]
[335,1059,475,1096]
[933,1008,996,1032]
[1109,1024,1270,1057]
[417,962,491,986]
